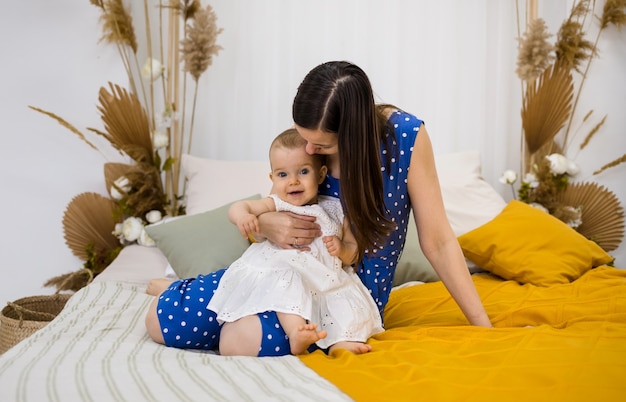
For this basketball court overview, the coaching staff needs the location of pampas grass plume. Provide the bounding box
[516,18,554,81]
[181,5,223,81]
[555,0,595,71]
[579,114,606,150]
[594,153,626,175]
[601,0,626,29]
[94,0,138,53]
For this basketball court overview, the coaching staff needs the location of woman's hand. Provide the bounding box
[257,211,322,250]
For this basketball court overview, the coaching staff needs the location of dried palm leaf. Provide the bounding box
[557,182,625,251]
[91,83,153,163]
[522,63,574,154]
[62,192,120,260]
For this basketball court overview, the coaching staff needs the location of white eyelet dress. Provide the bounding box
[207,194,384,349]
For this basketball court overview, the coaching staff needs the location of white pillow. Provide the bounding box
[183,151,505,233]
[182,154,271,215]
[94,244,169,287]
[434,150,506,236]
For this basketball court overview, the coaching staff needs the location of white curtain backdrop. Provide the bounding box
[1,0,624,307]
[197,0,521,177]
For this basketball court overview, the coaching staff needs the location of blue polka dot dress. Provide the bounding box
[318,110,422,317]
[156,270,225,350]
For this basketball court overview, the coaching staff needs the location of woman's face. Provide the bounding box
[295,125,338,156]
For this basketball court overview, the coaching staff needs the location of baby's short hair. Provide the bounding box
[269,128,325,166]
[270,128,306,151]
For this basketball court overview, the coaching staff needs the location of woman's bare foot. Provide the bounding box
[146,278,174,296]
[329,341,372,354]
[289,323,327,355]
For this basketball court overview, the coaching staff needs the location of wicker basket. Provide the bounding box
[0,293,71,355]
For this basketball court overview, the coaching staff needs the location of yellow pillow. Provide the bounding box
[458,200,614,286]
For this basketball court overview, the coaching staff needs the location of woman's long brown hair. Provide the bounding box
[292,61,396,263]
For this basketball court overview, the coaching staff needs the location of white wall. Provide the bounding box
[1,1,126,306]
[1,0,624,308]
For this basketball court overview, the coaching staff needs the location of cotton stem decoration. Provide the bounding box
[30,0,223,291]
[500,0,626,252]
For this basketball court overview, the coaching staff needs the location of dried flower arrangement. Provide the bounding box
[500,0,626,253]
[32,0,223,291]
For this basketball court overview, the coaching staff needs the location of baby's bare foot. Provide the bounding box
[329,341,372,354]
[146,278,174,296]
[289,323,327,355]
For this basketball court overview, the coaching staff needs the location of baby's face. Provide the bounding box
[269,146,326,206]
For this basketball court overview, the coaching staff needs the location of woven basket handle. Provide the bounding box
[6,301,57,323]
[53,267,94,292]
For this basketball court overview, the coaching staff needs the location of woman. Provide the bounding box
[146,61,491,356]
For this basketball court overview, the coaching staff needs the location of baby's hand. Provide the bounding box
[323,235,342,257]
[237,214,260,238]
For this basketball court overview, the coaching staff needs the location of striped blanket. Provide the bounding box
[0,281,350,402]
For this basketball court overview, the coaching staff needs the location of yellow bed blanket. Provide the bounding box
[299,266,626,401]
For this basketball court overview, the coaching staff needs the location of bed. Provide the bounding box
[1,151,624,401]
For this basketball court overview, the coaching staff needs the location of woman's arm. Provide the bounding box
[257,212,322,250]
[407,124,492,327]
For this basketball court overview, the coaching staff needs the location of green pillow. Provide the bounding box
[393,213,440,286]
[147,195,440,284]
[145,194,261,278]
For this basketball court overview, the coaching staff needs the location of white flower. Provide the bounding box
[141,58,164,81]
[145,210,163,224]
[522,172,539,188]
[110,176,131,200]
[529,202,549,213]
[545,153,569,175]
[121,217,144,242]
[499,169,518,185]
[156,106,180,129]
[112,223,123,237]
[137,228,156,247]
[152,130,169,149]
[567,217,583,229]
[566,160,580,176]
[563,206,583,229]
